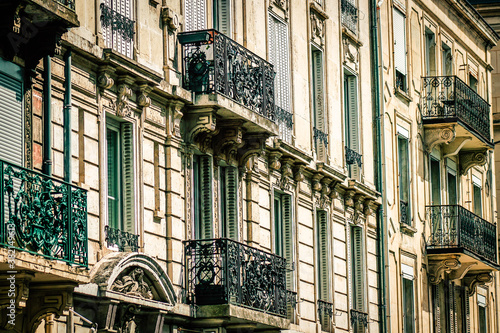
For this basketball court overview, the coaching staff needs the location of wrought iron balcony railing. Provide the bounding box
[350,309,369,328]
[184,238,288,316]
[104,225,139,252]
[426,205,497,266]
[422,76,491,143]
[400,200,409,225]
[276,105,293,143]
[345,146,362,166]
[313,127,328,146]
[341,0,358,34]
[56,0,76,10]
[100,3,135,42]
[318,299,334,331]
[0,160,88,267]
[178,30,276,122]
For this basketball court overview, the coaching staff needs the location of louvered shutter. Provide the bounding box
[352,226,364,310]
[0,71,23,166]
[317,210,328,300]
[200,155,213,238]
[101,0,112,51]
[121,122,135,234]
[312,49,326,160]
[216,0,231,35]
[449,282,456,333]
[346,75,360,179]
[283,195,293,284]
[225,166,238,240]
[393,8,407,76]
[107,127,120,229]
[185,0,206,31]
[117,0,133,58]
[464,287,470,333]
[433,284,441,333]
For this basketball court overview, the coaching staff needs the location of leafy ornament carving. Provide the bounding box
[111,268,154,300]
[117,84,133,118]
[310,11,325,47]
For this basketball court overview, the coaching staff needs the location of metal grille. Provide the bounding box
[184,238,288,316]
[341,0,358,34]
[400,200,409,225]
[104,225,139,252]
[422,76,491,142]
[317,299,334,331]
[55,0,76,10]
[345,146,362,166]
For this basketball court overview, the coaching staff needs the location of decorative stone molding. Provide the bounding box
[137,84,152,108]
[277,157,294,191]
[424,125,456,153]
[213,121,245,163]
[312,173,324,192]
[186,111,219,152]
[343,36,359,72]
[237,134,268,169]
[448,262,477,280]
[428,258,461,285]
[161,7,180,31]
[329,181,340,201]
[293,163,306,183]
[459,150,488,175]
[116,76,135,118]
[316,177,332,209]
[111,267,154,300]
[345,190,356,208]
[363,199,374,216]
[167,101,184,138]
[272,0,288,12]
[310,8,326,47]
[464,273,493,296]
[268,151,283,171]
[97,67,115,90]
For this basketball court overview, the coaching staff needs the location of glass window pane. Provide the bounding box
[430,158,441,205]
[473,184,482,216]
[403,278,415,333]
[447,172,457,205]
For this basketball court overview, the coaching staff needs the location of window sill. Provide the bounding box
[395,87,412,104]
[400,222,417,236]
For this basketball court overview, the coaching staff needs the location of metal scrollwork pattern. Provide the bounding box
[341,0,358,34]
[0,160,88,267]
[104,225,139,252]
[100,3,135,42]
[350,309,369,327]
[184,238,288,316]
[179,30,276,122]
[345,146,362,167]
[313,127,328,146]
[426,205,497,266]
[56,0,75,10]
[422,76,490,142]
[400,200,409,225]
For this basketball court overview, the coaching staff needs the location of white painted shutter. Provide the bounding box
[121,122,135,234]
[185,0,206,31]
[200,155,213,238]
[117,0,133,58]
[225,166,238,240]
[352,226,364,310]
[0,71,23,166]
[393,8,407,76]
[317,210,328,300]
[283,195,293,285]
[217,0,231,35]
[102,0,112,50]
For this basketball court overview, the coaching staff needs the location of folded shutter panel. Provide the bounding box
[317,210,328,300]
[225,166,238,240]
[283,195,293,285]
[200,155,213,238]
[346,75,360,179]
[185,0,206,31]
[0,71,23,166]
[352,226,364,310]
[121,122,135,234]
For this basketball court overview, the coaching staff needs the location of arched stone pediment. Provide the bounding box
[90,252,176,305]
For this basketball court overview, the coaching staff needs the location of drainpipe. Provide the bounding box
[43,56,52,176]
[64,50,72,183]
[370,0,390,332]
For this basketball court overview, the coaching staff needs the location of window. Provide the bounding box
[470,74,478,93]
[344,71,361,179]
[351,226,364,311]
[214,0,231,35]
[447,159,458,205]
[269,13,292,143]
[402,264,415,333]
[274,192,292,259]
[185,0,207,31]
[0,59,23,166]
[193,155,213,239]
[472,175,482,216]
[220,166,238,240]
[442,43,452,76]
[425,29,436,76]
[393,8,407,91]
[101,0,134,58]
[478,294,488,333]
[317,210,329,301]
[430,156,441,205]
[312,46,327,160]
[106,119,135,234]
[398,126,410,224]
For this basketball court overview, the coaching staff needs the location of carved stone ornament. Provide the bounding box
[137,84,152,108]
[187,111,219,152]
[161,7,180,30]
[213,121,245,162]
[273,0,288,11]
[111,267,154,300]
[459,150,488,175]
[310,10,325,47]
[464,273,493,296]
[166,101,184,138]
[428,258,461,285]
[424,126,456,153]
[277,157,294,191]
[237,134,268,169]
[343,37,359,71]
[294,164,306,183]
[363,199,374,216]
[312,173,323,192]
[268,152,283,171]
[98,72,114,89]
[117,84,133,118]
[345,190,356,208]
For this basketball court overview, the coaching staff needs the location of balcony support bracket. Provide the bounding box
[449,262,478,280]
[459,149,488,175]
[428,257,461,285]
[424,125,456,153]
[464,272,493,296]
[443,137,472,158]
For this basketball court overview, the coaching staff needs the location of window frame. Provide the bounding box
[397,126,411,225]
[402,264,415,333]
[393,7,408,92]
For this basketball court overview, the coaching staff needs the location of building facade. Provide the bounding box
[0,0,497,333]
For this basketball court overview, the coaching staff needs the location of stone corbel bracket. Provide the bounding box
[464,272,493,297]
[116,75,135,118]
[317,177,333,209]
[268,151,283,171]
[186,110,219,152]
[293,163,306,183]
[167,101,184,138]
[161,7,180,31]
[137,84,152,109]
[276,157,295,191]
[213,120,245,164]
[97,66,115,90]
[312,172,324,193]
[344,189,356,208]
[237,133,268,170]
[428,257,461,285]
[424,125,455,153]
[459,150,488,175]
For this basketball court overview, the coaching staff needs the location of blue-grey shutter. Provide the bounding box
[352,226,364,310]
[121,122,135,234]
[200,155,213,238]
[225,166,238,240]
[217,0,231,35]
[346,75,360,179]
[317,210,328,300]
[0,71,23,166]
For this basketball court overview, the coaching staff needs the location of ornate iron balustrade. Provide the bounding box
[0,160,88,267]
[55,0,75,10]
[400,200,409,225]
[396,71,407,92]
[104,225,139,252]
[286,290,298,309]
[184,238,288,316]
[100,3,135,42]
[276,105,293,143]
[178,30,276,122]
[341,0,358,34]
[318,299,334,330]
[350,309,369,328]
[422,76,491,142]
[313,127,328,146]
[345,146,362,167]
[426,205,497,266]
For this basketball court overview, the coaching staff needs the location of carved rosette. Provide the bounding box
[459,150,488,175]
[424,126,456,153]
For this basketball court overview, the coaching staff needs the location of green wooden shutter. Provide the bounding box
[352,226,364,310]
[464,287,470,333]
[312,49,326,160]
[200,155,213,239]
[106,127,120,229]
[121,122,135,234]
[216,0,231,35]
[0,70,23,166]
[317,210,328,300]
[225,166,238,240]
[345,75,360,179]
[283,195,293,284]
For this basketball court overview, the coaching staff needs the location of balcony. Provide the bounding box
[426,205,498,271]
[0,160,88,267]
[104,225,139,252]
[178,30,278,140]
[317,299,334,331]
[341,0,358,34]
[350,309,369,329]
[422,76,492,148]
[184,238,290,328]
[345,146,362,166]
